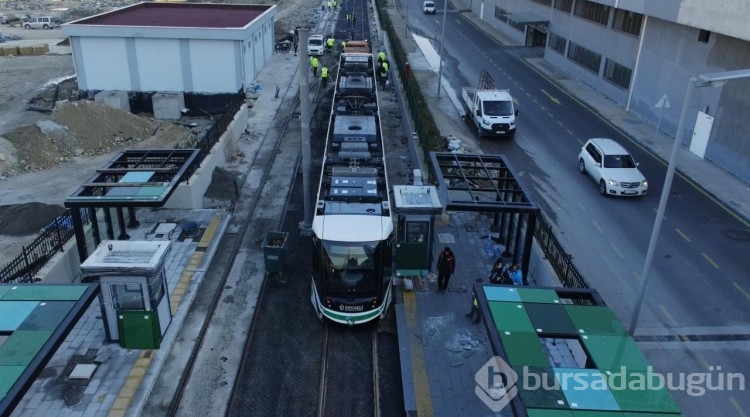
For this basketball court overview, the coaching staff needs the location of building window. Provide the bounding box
[530,0,553,7]
[495,6,510,23]
[548,32,567,55]
[508,18,526,32]
[554,0,572,13]
[574,0,610,26]
[612,9,643,36]
[698,29,710,43]
[603,58,632,89]
[567,42,602,74]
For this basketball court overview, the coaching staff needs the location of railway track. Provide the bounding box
[318,325,381,417]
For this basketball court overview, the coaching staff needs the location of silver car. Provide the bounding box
[24,16,58,30]
[578,138,648,197]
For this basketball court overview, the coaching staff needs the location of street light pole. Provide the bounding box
[436,0,448,97]
[405,0,409,37]
[628,68,750,335]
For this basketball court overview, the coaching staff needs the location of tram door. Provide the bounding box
[395,215,434,278]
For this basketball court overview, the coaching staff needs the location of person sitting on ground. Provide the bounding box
[509,264,523,286]
[488,258,510,284]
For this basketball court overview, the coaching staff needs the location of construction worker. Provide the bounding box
[321,65,329,87]
[311,56,319,77]
[327,0,332,10]
[379,60,389,89]
[332,0,337,9]
[377,50,386,64]
[340,40,347,50]
[326,36,335,54]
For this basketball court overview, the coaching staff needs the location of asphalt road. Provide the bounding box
[401,1,750,415]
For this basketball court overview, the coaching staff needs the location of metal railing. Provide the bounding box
[0,209,86,284]
[533,214,589,289]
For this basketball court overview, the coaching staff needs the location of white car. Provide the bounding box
[307,34,325,56]
[423,1,436,14]
[578,138,648,197]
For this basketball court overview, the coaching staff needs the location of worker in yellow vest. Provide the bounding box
[321,65,329,87]
[327,1,332,10]
[379,60,389,89]
[377,50,386,64]
[340,40,347,51]
[311,56,319,77]
[326,36,335,54]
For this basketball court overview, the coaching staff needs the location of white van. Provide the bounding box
[307,35,325,56]
[423,1,436,14]
[24,16,58,30]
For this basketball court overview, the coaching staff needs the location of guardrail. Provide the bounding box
[533,214,589,289]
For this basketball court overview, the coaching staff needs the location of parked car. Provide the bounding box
[578,138,648,196]
[307,34,325,56]
[23,16,58,30]
[423,1,436,14]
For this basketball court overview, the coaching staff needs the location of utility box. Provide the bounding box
[117,310,161,349]
[153,92,185,120]
[262,231,288,274]
[94,90,131,113]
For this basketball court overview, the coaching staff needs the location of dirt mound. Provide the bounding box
[0,203,67,236]
[0,100,174,176]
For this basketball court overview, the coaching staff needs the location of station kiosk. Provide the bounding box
[80,240,172,348]
[392,183,443,283]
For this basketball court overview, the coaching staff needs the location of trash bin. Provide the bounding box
[262,231,288,273]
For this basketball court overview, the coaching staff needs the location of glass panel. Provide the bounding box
[110,283,145,311]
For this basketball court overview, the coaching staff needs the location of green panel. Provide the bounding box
[554,368,620,411]
[525,303,579,336]
[2,286,52,301]
[136,185,168,196]
[41,285,88,301]
[565,305,628,336]
[489,302,536,333]
[527,409,574,417]
[572,412,624,417]
[620,413,682,416]
[499,331,550,367]
[606,370,682,413]
[0,301,39,332]
[518,288,562,304]
[0,287,10,299]
[515,366,569,409]
[0,331,53,366]
[18,301,75,331]
[395,242,430,271]
[117,310,160,349]
[582,335,651,371]
[483,286,522,302]
[0,366,25,397]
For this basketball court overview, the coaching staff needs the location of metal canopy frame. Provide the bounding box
[429,152,540,278]
[429,152,539,213]
[64,149,201,262]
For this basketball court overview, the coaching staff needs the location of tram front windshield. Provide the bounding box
[322,240,380,295]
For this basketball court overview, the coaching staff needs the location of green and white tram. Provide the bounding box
[310,50,394,325]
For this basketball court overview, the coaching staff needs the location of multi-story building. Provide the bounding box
[478,0,750,183]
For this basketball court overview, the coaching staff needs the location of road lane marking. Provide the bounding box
[540,89,561,105]
[702,252,720,269]
[591,220,602,234]
[633,271,641,282]
[733,282,750,301]
[576,201,586,212]
[611,244,624,259]
[675,228,691,242]
[659,305,676,325]
[577,138,585,145]
[566,129,574,136]
[695,352,710,370]
[552,114,559,121]
[730,397,747,417]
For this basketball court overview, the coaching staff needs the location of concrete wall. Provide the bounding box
[164,103,249,209]
[38,240,82,284]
